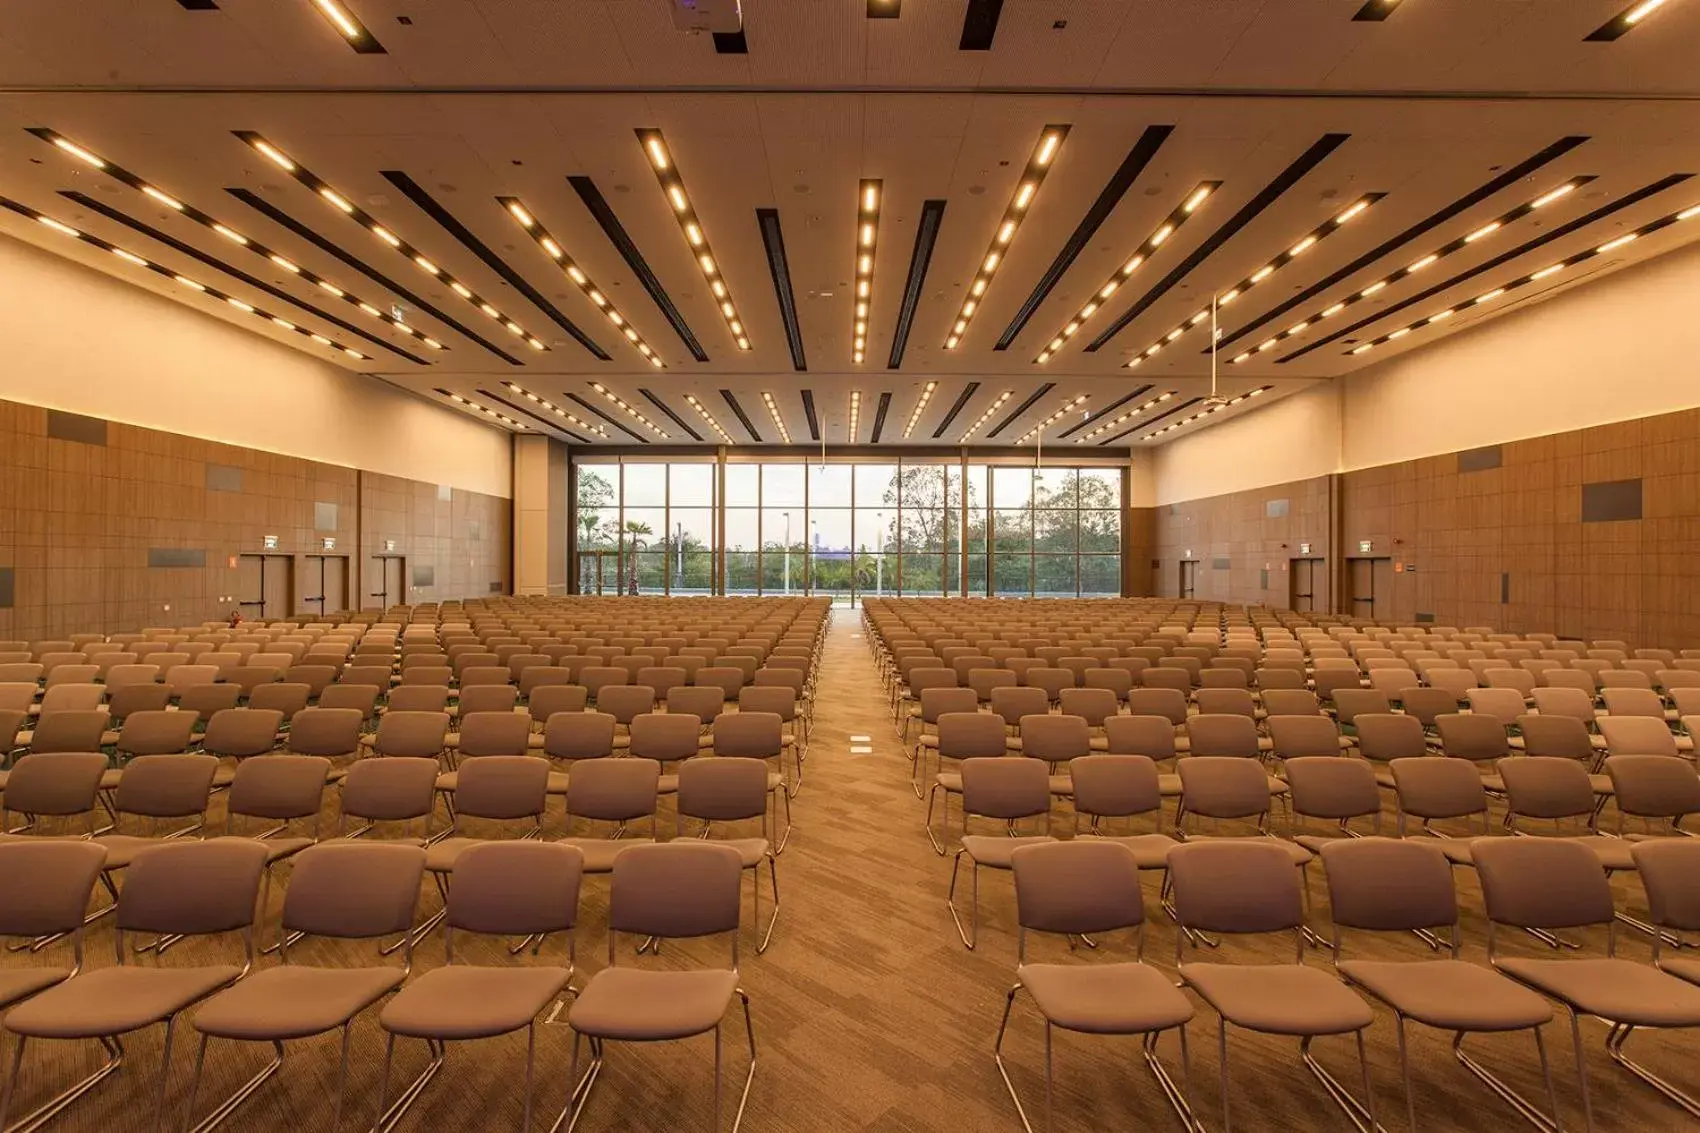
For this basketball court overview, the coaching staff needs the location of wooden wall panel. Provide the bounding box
[0,395,511,639]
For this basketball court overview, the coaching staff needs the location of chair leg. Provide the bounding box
[1395,1016,1415,1133]
[991,985,1039,1133]
[182,1035,287,1133]
[945,854,978,950]
[1451,1028,1562,1132]
[1143,1028,1205,1133]
[552,1034,604,1133]
[728,991,756,1133]
[0,1035,125,1133]
[523,1023,537,1133]
[1566,1007,1594,1133]
[1043,1022,1054,1133]
[754,857,780,955]
[370,1036,445,1133]
[1297,1032,1380,1133]
[155,1018,176,1133]
[924,786,951,856]
[1218,1020,1232,1133]
[1605,1022,1700,1121]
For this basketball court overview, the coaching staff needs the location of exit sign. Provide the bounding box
[1359,540,1373,553]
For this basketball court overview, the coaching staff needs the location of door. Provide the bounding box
[370,555,406,609]
[298,556,350,617]
[1348,557,1394,620]
[1178,559,1198,599]
[237,554,292,620]
[1289,558,1321,613]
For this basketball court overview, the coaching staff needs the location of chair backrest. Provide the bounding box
[0,752,108,823]
[936,711,1009,759]
[457,684,519,717]
[340,757,438,824]
[282,841,426,940]
[1284,756,1378,821]
[248,682,311,720]
[1260,689,1322,718]
[116,709,199,757]
[1389,757,1488,823]
[25,709,108,754]
[1516,714,1594,761]
[1125,687,1187,726]
[1597,715,1679,758]
[37,684,104,713]
[374,710,450,758]
[227,754,331,822]
[203,708,285,758]
[1011,840,1145,943]
[1330,688,1390,727]
[0,841,109,941]
[456,711,533,758]
[628,712,702,762]
[564,757,660,824]
[453,755,549,820]
[959,756,1049,821]
[1185,713,1260,758]
[1176,756,1270,822]
[1068,754,1161,819]
[1472,838,1614,933]
[1606,754,1700,822]
[284,707,363,756]
[1268,715,1341,760]
[1601,687,1666,720]
[544,711,617,761]
[446,842,583,942]
[317,683,380,720]
[1631,840,1700,934]
[114,838,269,938]
[386,685,451,714]
[1435,713,1508,762]
[1018,713,1090,762]
[608,841,742,942]
[677,756,769,824]
[1102,714,1177,759]
[712,711,783,758]
[1166,840,1302,935]
[1497,756,1595,823]
[596,684,657,724]
[1530,686,1596,723]
[1320,837,1457,935]
[987,686,1047,728]
[1193,688,1257,718]
[1464,687,1525,726]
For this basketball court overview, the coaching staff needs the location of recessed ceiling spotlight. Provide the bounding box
[636,129,750,350]
[234,131,539,350]
[946,124,1070,350]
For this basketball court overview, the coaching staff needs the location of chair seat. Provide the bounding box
[1435,838,1478,866]
[934,772,962,794]
[381,965,572,1040]
[568,967,738,1041]
[1587,773,1615,795]
[1018,962,1194,1035]
[554,837,650,873]
[720,837,770,868]
[958,834,1054,869]
[214,834,315,864]
[1101,833,1181,869]
[99,769,123,790]
[91,834,173,870]
[5,965,244,1039]
[1178,836,1312,866]
[0,967,73,1013]
[1339,959,1552,1031]
[213,765,236,788]
[1373,769,1397,789]
[1293,833,1344,855]
[424,837,482,873]
[1047,774,1073,797]
[1157,773,1181,798]
[1566,835,1637,872]
[656,774,678,795]
[1658,957,1700,988]
[1497,957,1700,1027]
[1179,963,1373,1036]
[194,966,405,1041]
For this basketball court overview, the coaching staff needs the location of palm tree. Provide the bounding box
[622,520,652,593]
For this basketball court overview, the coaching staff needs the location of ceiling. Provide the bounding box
[1,0,1697,449]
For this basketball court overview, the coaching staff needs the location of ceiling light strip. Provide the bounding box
[499,382,609,437]
[499,196,661,367]
[310,0,386,52]
[902,381,938,439]
[761,392,792,444]
[682,393,733,442]
[1228,178,1591,364]
[1126,194,1382,369]
[945,124,1070,350]
[1586,0,1673,39]
[847,391,863,442]
[1016,395,1091,445]
[1277,172,1693,364]
[959,390,1013,443]
[2,196,366,360]
[1143,387,1271,440]
[635,129,750,351]
[1035,180,1219,363]
[1075,391,1176,443]
[233,131,545,351]
[438,390,524,430]
[29,129,444,352]
[588,383,669,438]
[1345,200,1700,358]
[852,179,882,365]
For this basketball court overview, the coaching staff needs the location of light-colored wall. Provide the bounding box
[1339,236,1700,471]
[0,230,512,498]
[1151,382,1341,505]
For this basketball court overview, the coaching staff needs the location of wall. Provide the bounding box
[1150,476,1334,610]
[0,230,511,498]
[0,397,511,640]
[1151,382,1340,505]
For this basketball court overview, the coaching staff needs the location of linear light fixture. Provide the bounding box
[852,179,882,364]
[498,382,609,437]
[1227,177,1590,364]
[28,128,444,352]
[233,131,544,350]
[959,390,1013,443]
[439,390,524,430]
[1075,390,1176,443]
[635,129,750,351]
[848,390,863,441]
[902,380,938,439]
[945,124,1070,350]
[1143,387,1270,440]
[682,393,733,442]
[1126,194,1382,369]
[1352,0,1405,20]
[498,196,661,367]
[1015,394,1089,445]
[2,196,366,360]
[588,383,669,438]
[761,392,792,444]
[1344,199,1700,358]
[309,0,386,52]
[1586,0,1675,39]
[1035,180,1218,363]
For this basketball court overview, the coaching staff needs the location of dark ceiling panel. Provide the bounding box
[887,199,946,369]
[569,175,709,361]
[757,208,807,372]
